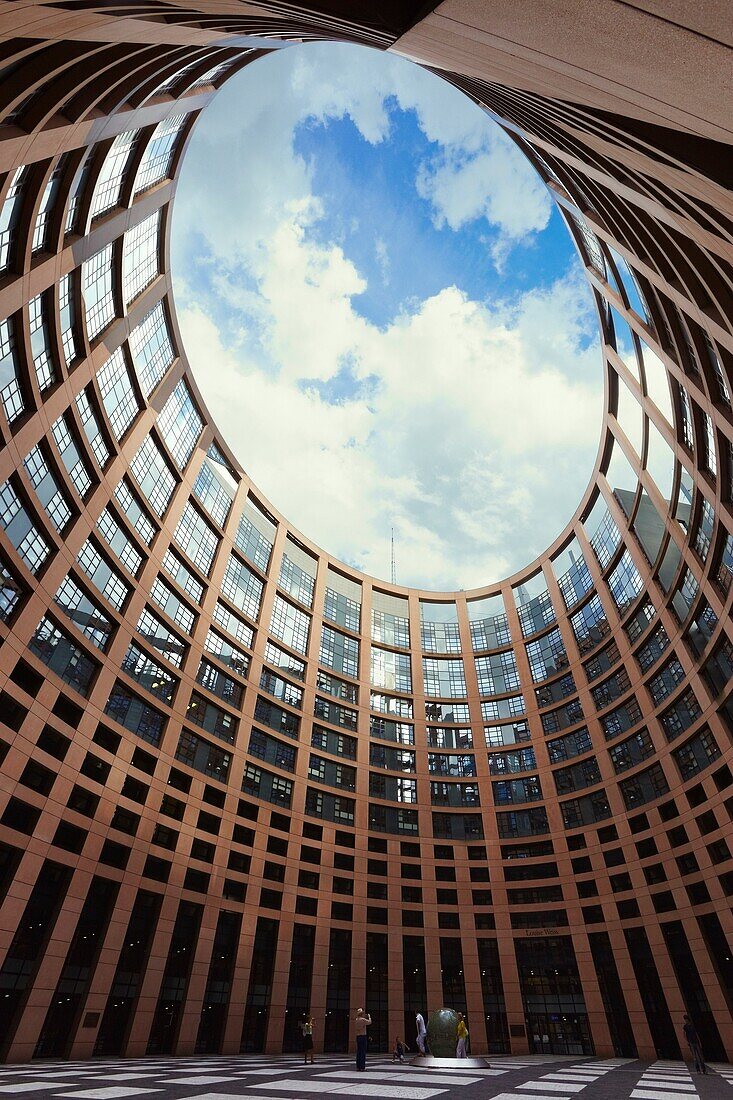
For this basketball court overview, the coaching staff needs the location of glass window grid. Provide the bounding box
[90,130,139,218]
[212,600,253,648]
[372,715,415,744]
[82,244,116,341]
[97,346,140,440]
[205,627,249,679]
[540,698,584,733]
[694,497,715,560]
[552,755,601,794]
[137,605,186,668]
[648,658,686,704]
[23,444,71,533]
[705,336,731,406]
[370,645,411,692]
[371,608,409,648]
[618,762,669,809]
[219,553,263,622]
[75,388,109,468]
[625,599,656,642]
[122,640,176,704]
[76,538,129,611]
[0,554,21,621]
[0,166,25,271]
[570,210,605,275]
[475,650,520,695]
[260,667,303,709]
[371,692,414,718]
[65,152,92,236]
[29,293,56,392]
[703,412,717,475]
[29,614,97,696]
[196,657,243,708]
[51,414,93,498]
[122,210,161,306]
[320,623,359,678]
[265,639,304,681]
[187,690,237,744]
[679,385,694,448]
[235,511,272,573]
[185,59,236,92]
[193,462,232,529]
[584,641,620,682]
[481,695,525,720]
[161,548,204,603]
[659,688,700,742]
[600,696,642,740]
[0,315,24,423]
[484,722,529,748]
[672,727,721,780]
[128,302,175,397]
[608,728,655,774]
[133,115,185,195]
[104,682,165,747]
[173,501,219,576]
[421,620,461,654]
[0,478,50,573]
[469,613,510,651]
[546,727,593,763]
[556,555,593,608]
[278,553,314,607]
[151,576,195,633]
[636,624,670,671]
[32,157,67,252]
[517,588,556,637]
[58,273,79,367]
[570,593,610,653]
[715,530,733,594]
[607,549,643,611]
[129,434,176,516]
[560,792,610,828]
[323,586,360,632]
[54,573,112,650]
[310,695,354,730]
[177,728,231,780]
[158,379,202,470]
[590,667,631,710]
[316,668,357,703]
[422,656,467,698]
[114,478,156,545]
[589,510,621,569]
[493,775,543,805]
[487,747,537,775]
[525,627,568,683]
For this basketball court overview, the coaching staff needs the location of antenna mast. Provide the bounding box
[391,527,396,586]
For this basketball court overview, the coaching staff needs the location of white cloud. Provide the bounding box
[172,42,602,589]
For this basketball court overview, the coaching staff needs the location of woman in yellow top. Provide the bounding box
[456,1014,468,1058]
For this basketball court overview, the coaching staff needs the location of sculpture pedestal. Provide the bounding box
[409,1055,492,1070]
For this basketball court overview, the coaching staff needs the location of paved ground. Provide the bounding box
[0,1054,731,1100]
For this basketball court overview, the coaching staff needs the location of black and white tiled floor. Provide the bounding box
[0,1054,731,1100]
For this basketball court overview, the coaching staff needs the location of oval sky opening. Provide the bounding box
[172,41,603,590]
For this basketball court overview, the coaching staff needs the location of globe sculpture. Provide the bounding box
[426,1008,460,1058]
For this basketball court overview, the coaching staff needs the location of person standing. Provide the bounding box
[415,1011,427,1055]
[683,1015,707,1074]
[299,1013,315,1065]
[355,1007,371,1071]
[456,1013,468,1058]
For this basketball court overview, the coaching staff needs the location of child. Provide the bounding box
[392,1037,409,1063]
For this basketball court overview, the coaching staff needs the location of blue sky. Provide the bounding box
[172,43,603,590]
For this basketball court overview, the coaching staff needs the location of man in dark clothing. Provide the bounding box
[683,1015,707,1074]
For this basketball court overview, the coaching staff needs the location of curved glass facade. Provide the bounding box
[0,0,730,1066]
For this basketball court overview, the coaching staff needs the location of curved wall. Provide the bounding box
[0,0,731,1065]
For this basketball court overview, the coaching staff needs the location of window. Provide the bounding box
[75,388,109,468]
[526,627,568,682]
[173,502,219,576]
[372,608,409,647]
[571,594,609,653]
[122,210,161,305]
[30,616,97,696]
[77,539,129,610]
[608,550,643,611]
[97,347,140,439]
[370,645,410,692]
[0,479,50,573]
[28,293,56,391]
[134,115,185,194]
[82,244,116,340]
[95,507,142,575]
[324,586,360,632]
[23,445,72,533]
[422,657,466,698]
[475,651,519,694]
[158,380,202,469]
[90,130,139,217]
[54,574,112,650]
[128,302,175,397]
[128,434,176,516]
[0,315,24,423]
[235,509,273,573]
[270,594,309,653]
[321,625,359,678]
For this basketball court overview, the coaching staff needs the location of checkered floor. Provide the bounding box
[0,1054,731,1100]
